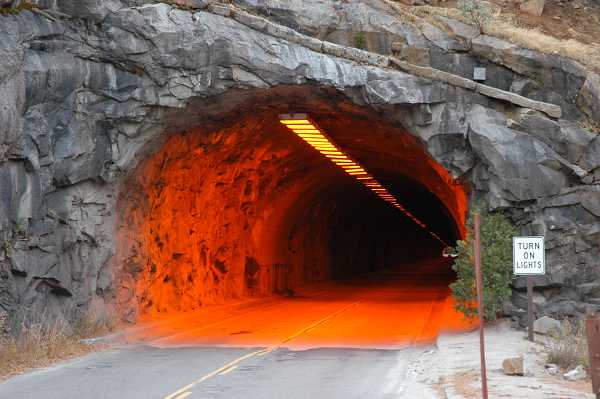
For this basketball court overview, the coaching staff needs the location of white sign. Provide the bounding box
[473,67,487,81]
[513,236,545,275]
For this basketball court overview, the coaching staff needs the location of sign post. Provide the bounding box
[473,213,488,399]
[513,236,545,342]
[586,314,600,399]
[527,275,534,342]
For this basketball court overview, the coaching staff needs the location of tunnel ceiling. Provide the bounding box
[161,85,470,235]
[114,87,467,318]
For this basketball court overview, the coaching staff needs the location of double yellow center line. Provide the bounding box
[162,300,361,399]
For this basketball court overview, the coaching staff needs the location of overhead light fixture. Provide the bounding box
[279,113,447,247]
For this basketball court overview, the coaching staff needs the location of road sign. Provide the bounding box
[513,236,545,342]
[513,236,545,275]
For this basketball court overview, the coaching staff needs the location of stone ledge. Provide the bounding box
[475,83,561,119]
[389,57,477,91]
[390,58,561,119]
[222,6,562,119]
[207,3,230,17]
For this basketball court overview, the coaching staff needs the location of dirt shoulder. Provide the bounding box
[0,325,111,382]
[424,319,594,398]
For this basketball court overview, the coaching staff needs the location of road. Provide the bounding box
[0,261,475,399]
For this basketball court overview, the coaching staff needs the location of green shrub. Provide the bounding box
[457,0,492,34]
[579,118,600,135]
[354,31,366,50]
[450,207,517,321]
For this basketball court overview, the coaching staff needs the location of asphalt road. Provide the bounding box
[0,261,474,399]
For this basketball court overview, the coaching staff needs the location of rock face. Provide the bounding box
[578,74,600,121]
[0,0,599,331]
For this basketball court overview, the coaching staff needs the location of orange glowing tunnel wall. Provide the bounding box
[113,92,468,321]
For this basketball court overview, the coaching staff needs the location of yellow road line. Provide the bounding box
[276,300,361,348]
[161,300,361,399]
[163,348,270,399]
[219,364,238,375]
[172,392,192,399]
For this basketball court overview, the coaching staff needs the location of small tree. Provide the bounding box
[457,0,492,34]
[450,207,517,321]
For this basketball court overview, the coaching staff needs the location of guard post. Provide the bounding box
[587,313,600,399]
[473,213,488,399]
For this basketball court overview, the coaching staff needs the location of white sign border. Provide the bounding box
[513,236,545,276]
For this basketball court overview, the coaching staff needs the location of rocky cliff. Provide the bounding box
[0,0,599,332]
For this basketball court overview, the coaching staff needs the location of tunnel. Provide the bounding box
[114,86,468,323]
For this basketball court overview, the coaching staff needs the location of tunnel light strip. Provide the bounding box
[279,114,448,247]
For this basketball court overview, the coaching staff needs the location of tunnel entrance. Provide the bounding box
[114,86,468,326]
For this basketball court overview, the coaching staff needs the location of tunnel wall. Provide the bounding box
[1,1,599,331]
[114,106,454,319]
[114,119,336,317]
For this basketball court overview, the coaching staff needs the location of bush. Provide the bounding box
[457,0,492,34]
[579,118,600,135]
[547,319,589,370]
[450,207,517,321]
[354,32,366,49]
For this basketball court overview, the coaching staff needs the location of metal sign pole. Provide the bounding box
[527,276,534,342]
[586,313,600,399]
[473,213,489,399]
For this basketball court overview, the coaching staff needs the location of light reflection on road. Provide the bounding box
[120,258,477,350]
